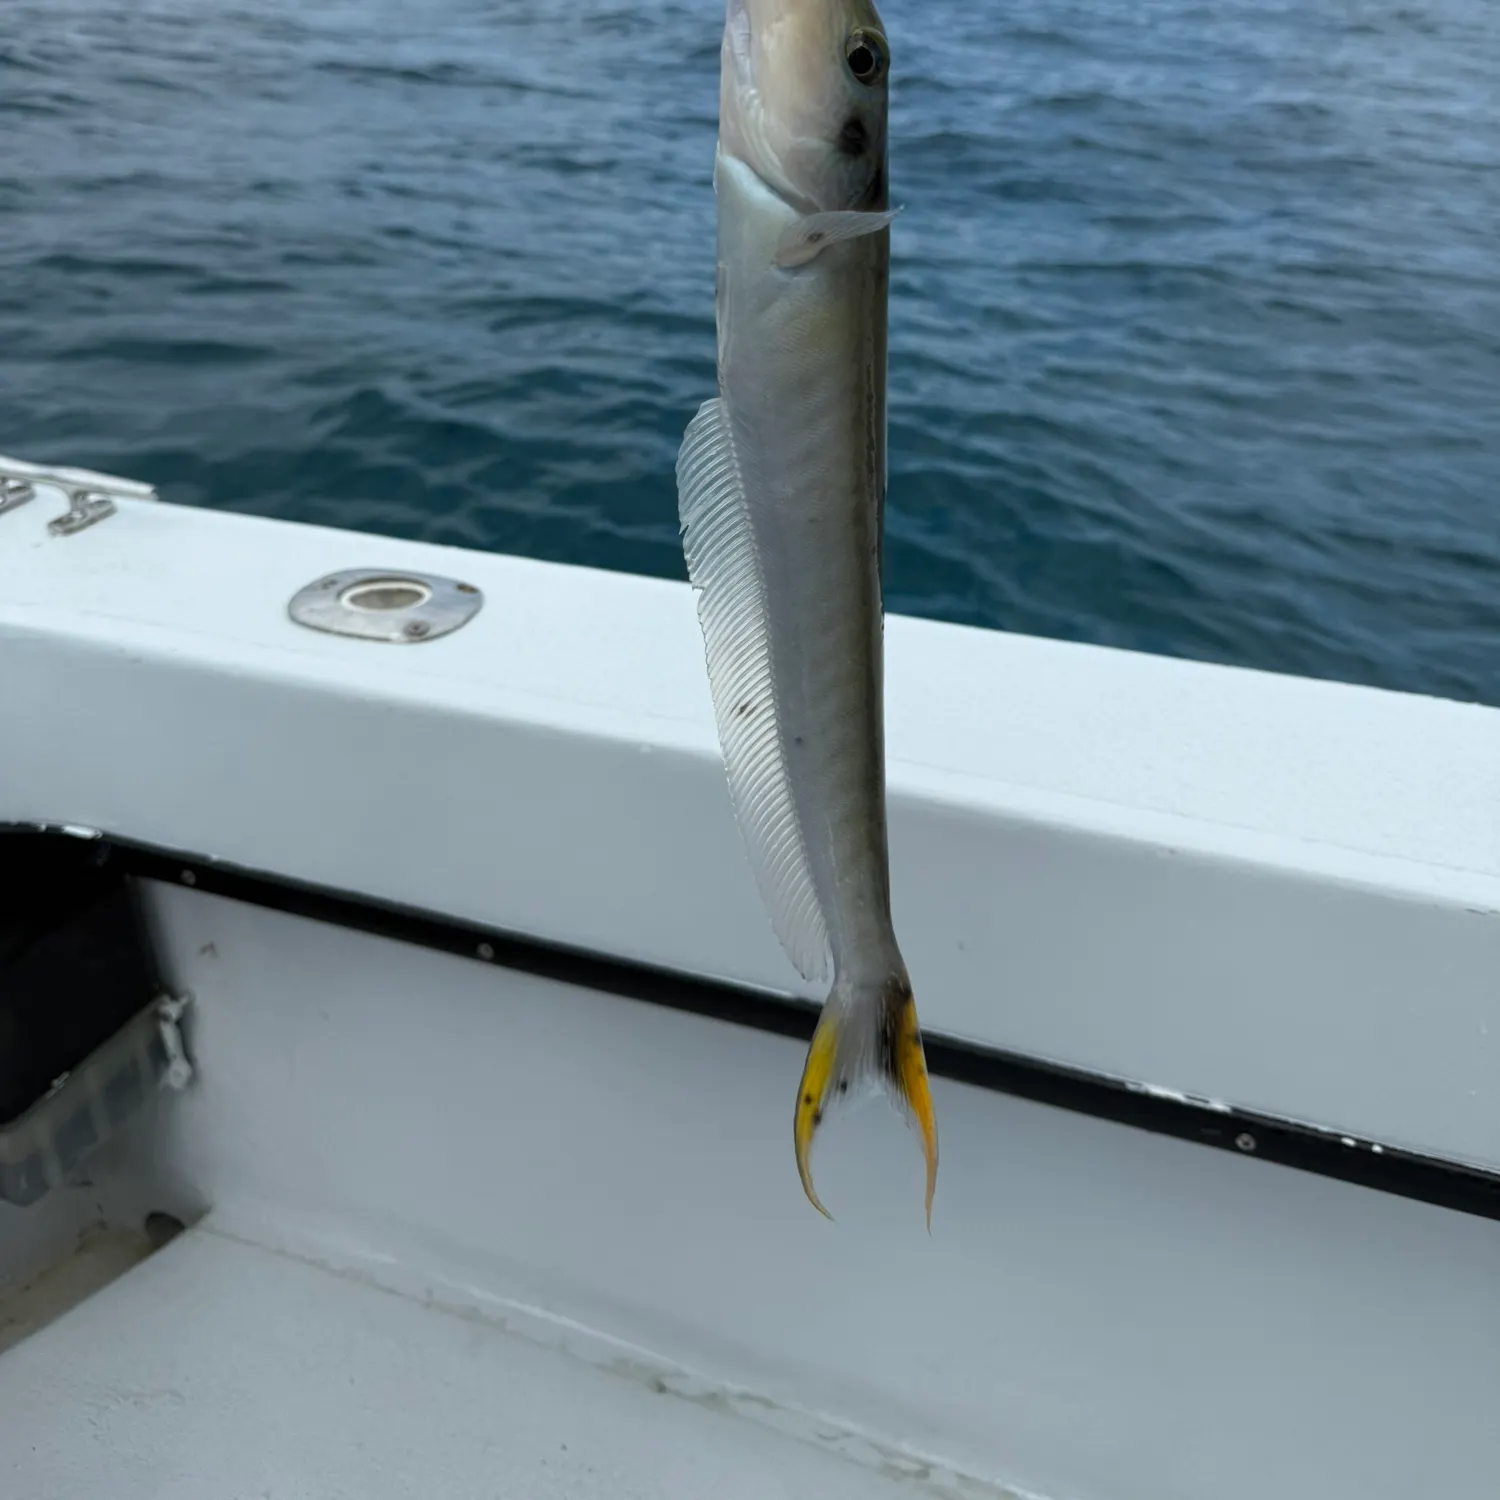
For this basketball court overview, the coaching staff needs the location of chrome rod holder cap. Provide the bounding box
[288,568,483,643]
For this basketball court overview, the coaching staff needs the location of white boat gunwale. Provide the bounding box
[4,465,1499,1176]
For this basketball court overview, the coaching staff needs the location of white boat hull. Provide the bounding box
[2,459,1496,1499]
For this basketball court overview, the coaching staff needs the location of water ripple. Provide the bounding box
[1,0,1497,704]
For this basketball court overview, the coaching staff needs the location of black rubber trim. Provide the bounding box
[8,823,1500,1224]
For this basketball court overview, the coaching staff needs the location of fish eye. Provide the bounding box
[845,31,887,85]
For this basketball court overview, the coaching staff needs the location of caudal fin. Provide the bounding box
[793,977,939,1226]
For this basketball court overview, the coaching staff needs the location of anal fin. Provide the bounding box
[675,398,831,985]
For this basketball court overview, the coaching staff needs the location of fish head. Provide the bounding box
[720,0,890,213]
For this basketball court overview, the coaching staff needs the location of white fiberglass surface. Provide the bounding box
[2,480,1498,1168]
[1,465,1498,1500]
[56,885,1493,1500]
[0,1226,964,1500]
[3,476,1497,883]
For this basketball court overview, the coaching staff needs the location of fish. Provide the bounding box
[676,0,937,1223]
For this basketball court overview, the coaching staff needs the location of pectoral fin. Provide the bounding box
[775,208,901,269]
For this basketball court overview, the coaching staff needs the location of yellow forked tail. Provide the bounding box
[793,977,939,1227]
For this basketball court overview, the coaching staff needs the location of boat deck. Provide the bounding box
[0,1221,946,1500]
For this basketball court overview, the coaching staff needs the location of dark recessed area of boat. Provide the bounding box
[0,837,158,1125]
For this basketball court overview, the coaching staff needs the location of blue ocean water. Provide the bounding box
[2,0,1497,702]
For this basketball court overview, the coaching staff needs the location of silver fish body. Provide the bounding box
[677,0,936,1220]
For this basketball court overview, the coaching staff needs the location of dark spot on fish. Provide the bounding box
[807,231,824,245]
[837,117,868,156]
[736,699,754,717]
[837,1079,849,1096]
[793,735,805,746]
[813,1108,824,1125]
